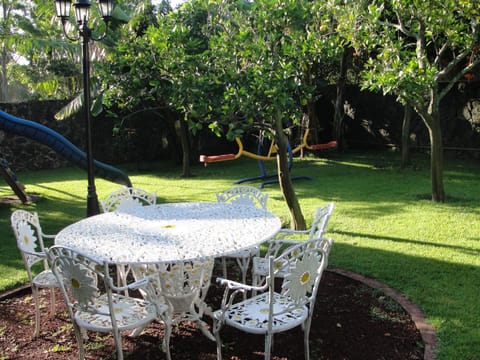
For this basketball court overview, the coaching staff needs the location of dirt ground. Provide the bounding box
[0,268,425,360]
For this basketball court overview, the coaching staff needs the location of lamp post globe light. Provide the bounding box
[54,0,114,217]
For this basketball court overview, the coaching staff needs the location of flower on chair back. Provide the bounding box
[60,258,98,305]
[282,253,320,302]
[116,198,142,212]
[17,221,37,253]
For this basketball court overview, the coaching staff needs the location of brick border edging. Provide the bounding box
[328,268,437,360]
[0,284,31,302]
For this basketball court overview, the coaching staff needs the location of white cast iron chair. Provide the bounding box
[10,209,59,337]
[48,245,167,360]
[252,203,334,288]
[213,236,333,360]
[100,186,157,293]
[216,185,268,283]
[100,186,157,213]
[131,258,215,353]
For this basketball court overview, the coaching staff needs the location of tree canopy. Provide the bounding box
[330,0,480,201]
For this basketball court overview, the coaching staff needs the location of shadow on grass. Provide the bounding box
[329,241,480,359]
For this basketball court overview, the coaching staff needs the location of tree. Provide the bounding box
[0,0,85,101]
[0,0,33,101]
[103,0,339,228]
[331,0,480,202]
[201,0,340,228]
[142,0,340,228]
[102,0,205,177]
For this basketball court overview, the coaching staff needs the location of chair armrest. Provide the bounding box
[263,234,308,259]
[42,233,56,240]
[274,228,310,241]
[127,277,150,290]
[108,272,156,293]
[216,277,266,293]
[214,276,269,320]
[41,233,57,248]
[23,249,47,258]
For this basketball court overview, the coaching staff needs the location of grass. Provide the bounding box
[0,149,479,360]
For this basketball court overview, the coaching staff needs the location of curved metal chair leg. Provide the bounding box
[214,326,223,360]
[32,285,40,337]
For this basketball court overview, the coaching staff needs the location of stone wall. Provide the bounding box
[1,83,479,174]
[316,82,480,156]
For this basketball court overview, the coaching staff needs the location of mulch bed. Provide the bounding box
[0,268,428,359]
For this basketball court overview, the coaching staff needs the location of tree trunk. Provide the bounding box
[333,46,349,148]
[175,119,192,177]
[274,115,306,230]
[417,106,445,202]
[428,117,445,202]
[401,104,412,168]
[0,45,8,102]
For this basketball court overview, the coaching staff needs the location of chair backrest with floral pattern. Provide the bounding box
[48,245,159,360]
[216,185,268,209]
[48,246,102,317]
[268,237,333,324]
[100,187,156,213]
[308,203,335,239]
[10,209,50,277]
[159,259,214,314]
[132,258,214,319]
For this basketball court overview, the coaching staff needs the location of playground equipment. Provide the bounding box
[200,129,336,163]
[0,158,28,203]
[0,109,131,201]
[199,129,337,187]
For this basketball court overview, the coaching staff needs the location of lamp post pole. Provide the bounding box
[80,24,100,217]
[54,0,113,217]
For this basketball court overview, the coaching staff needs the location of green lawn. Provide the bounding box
[1,150,479,360]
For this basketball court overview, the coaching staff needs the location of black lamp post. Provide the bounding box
[54,0,114,217]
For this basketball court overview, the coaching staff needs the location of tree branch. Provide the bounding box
[438,58,480,100]
[394,10,416,38]
[435,49,470,82]
[434,41,450,66]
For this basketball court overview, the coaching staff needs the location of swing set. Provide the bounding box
[199,129,337,187]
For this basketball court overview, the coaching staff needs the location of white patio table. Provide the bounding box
[55,201,281,265]
[55,201,281,346]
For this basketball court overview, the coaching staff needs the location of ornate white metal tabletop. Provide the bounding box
[55,202,281,264]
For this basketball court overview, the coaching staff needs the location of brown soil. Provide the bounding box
[0,269,426,360]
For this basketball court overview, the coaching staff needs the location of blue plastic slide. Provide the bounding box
[0,109,132,187]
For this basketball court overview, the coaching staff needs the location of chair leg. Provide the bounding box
[236,256,250,285]
[162,320,172,360]
[222,257,228,279]
[129,323,148,337]
[72,323,86,360]
[265,333,273,360]
[213,322,223,360]
[112,328,124,360]
[303,318,313,360]
[197,319,216,341]
[116,265,129,296]
[304,335,310,360]
[49,287,56,316]
[252,273,264,297]
[32,285,40,337]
